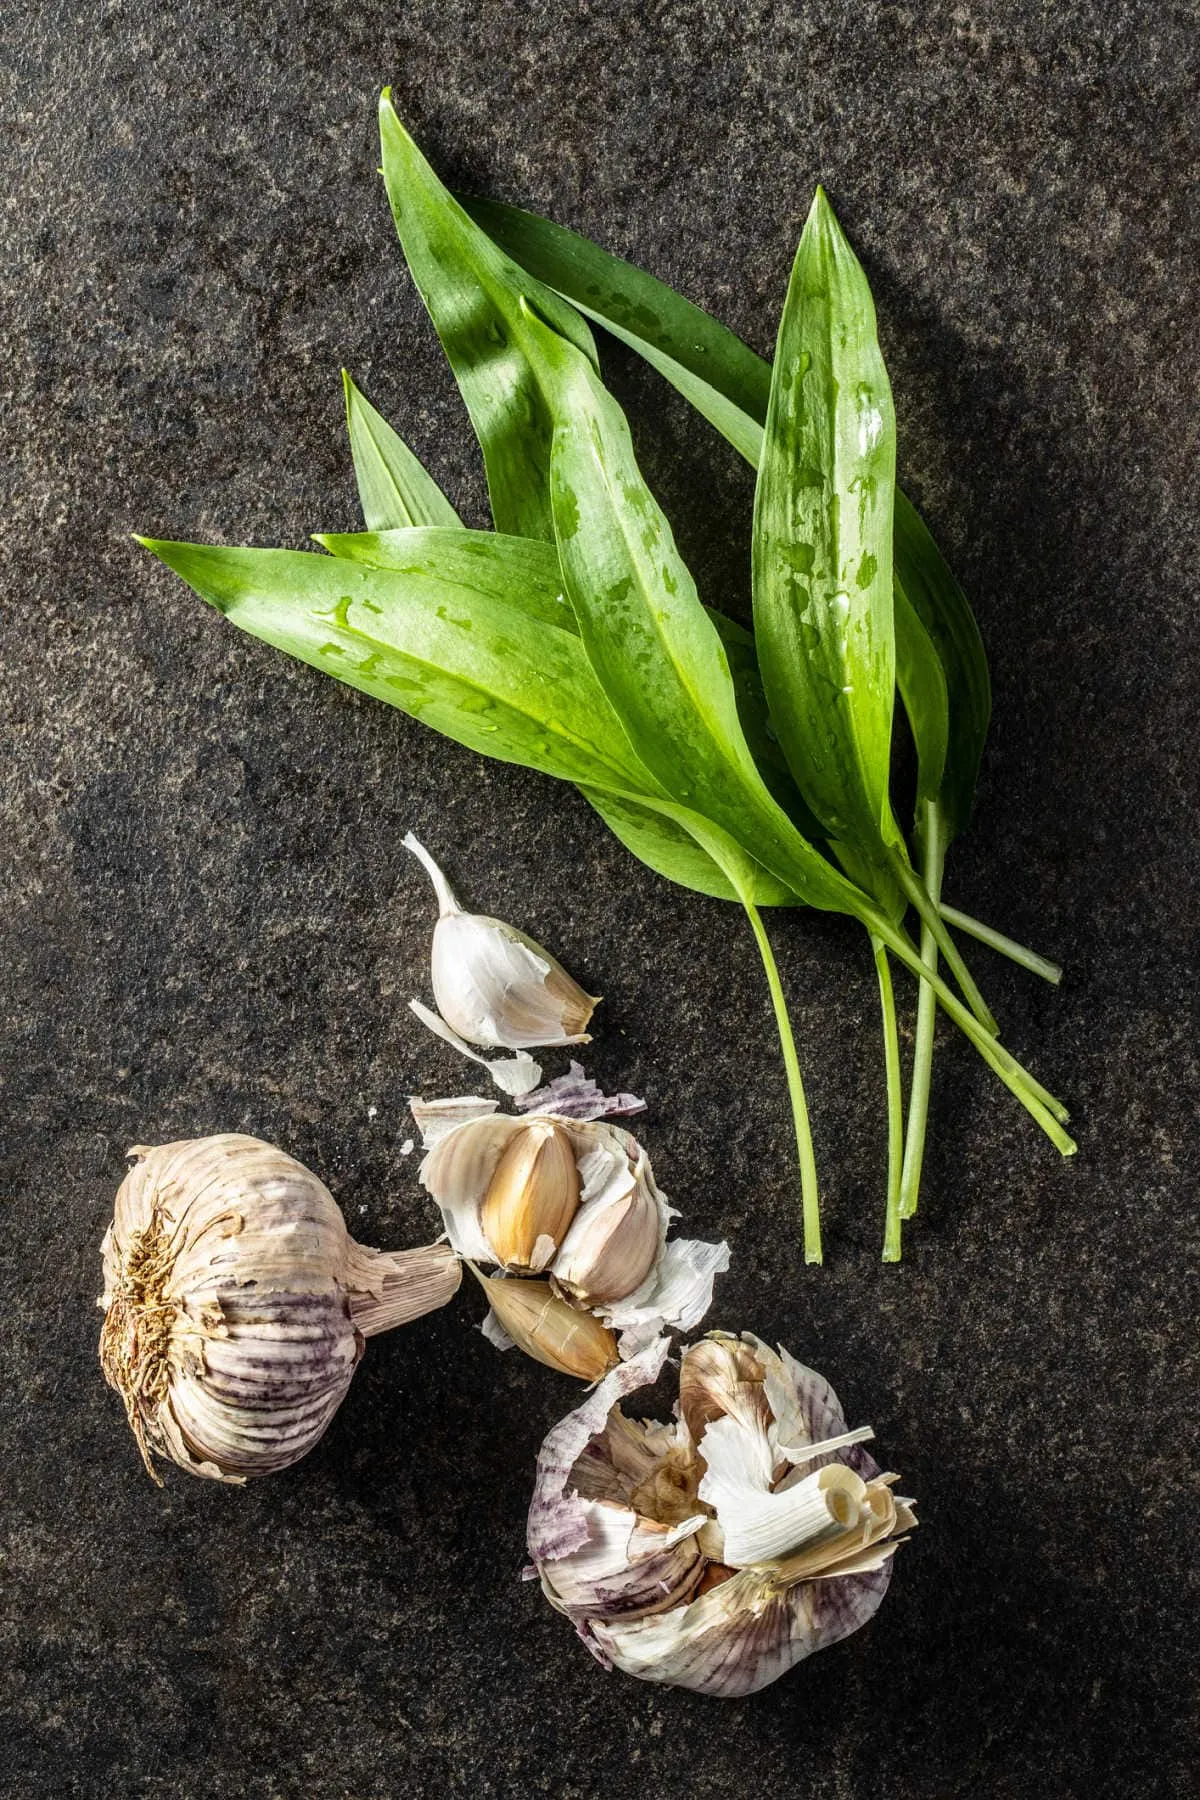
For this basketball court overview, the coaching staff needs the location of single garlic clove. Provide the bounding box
[98,1134,460,1485]
[432,911,598,1047]
[472,1269,619,1381]
[418,1110,543,1263]
[404,832,599,1051]
[527,1330,914,1695]
[480,1120,581,1273]
[551,1174,661,1307]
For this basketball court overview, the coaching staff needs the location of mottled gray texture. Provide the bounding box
[2,1,1198,1795]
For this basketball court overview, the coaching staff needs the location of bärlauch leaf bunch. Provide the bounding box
[140,93,1072,1262]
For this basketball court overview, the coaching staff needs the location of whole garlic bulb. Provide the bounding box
[527,1333,916,1696]
[414,1099,729,1375]
[98,1134,461,1484]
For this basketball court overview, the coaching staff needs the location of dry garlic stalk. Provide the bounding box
[526,1333,916,1696]
[404,832,598,1094]
[413,1098,729,1378]
[98,1134,461,1484]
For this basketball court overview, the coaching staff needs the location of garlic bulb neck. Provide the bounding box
[345,1240,465,1337]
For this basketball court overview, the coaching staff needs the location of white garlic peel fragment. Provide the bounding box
[408,1095,499,1147]
[415,1105,728,1375]
[98,1135,461,1485]
[409,998,543,1096]
[403,831,599,1051]
[527,1332,916,1696]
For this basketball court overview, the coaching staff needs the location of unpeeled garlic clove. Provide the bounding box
[98,1134,461,1485]
[526,1331,916,1695]
[480,1120,581,1273]
[472,1267,619,1381]
[551,1164,660,1307]
[415,1104,729,1371]
[404,832,599,1053]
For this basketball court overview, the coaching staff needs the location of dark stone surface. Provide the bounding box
[3,2,1198,1794]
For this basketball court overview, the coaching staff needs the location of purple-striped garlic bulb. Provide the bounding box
[526,1333,916,1696]
[98,1133,461,1485]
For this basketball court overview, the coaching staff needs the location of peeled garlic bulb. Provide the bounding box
[98,1134,461,1485]
[415,1102,729,1375]
[527,1334,916,1695]
[404,832,598,1055]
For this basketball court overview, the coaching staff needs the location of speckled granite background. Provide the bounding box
[2,2,1198,1795]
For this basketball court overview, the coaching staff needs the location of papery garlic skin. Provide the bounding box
[527,1333,915,1696]
[515,1060,646,1123]
[416,1105,728,1374]
[587,1560,894,1695]
[408,999,543,1097]
[404,832,598,1050]
[98,1134,461,1485]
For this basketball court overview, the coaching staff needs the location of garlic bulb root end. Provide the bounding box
[98,1207,177,1485]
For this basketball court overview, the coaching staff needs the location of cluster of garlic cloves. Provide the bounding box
[404,833,599,1095]
[414,1099,730,1379]
[526,1333,915,1695]
[98,1134,461,1484]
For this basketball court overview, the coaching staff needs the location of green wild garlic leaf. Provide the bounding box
[138,538,653,796]
[378,94,598,543]
[752,188,901,858]
[143,535,795,909]
[893,490,990,844]
[375,115,826,905]
[521,304,860,917]
[468,194,989,844]
[581,788,797,906]
[893,576,950,815]
[319,522,813,820]
[459,194,770,466]
[313,525,577,634]
[341,371,462,532]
